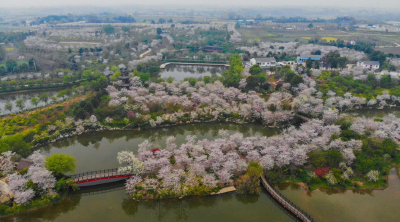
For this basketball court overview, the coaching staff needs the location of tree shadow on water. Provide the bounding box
[235,193,260,204]
[121,198,139,216]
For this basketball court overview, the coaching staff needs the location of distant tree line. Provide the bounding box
[0,31,35,43]
[31,15,75,25]
[229,14,359,24]
[31,14,137,25]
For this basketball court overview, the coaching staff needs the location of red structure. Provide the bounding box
[314,167,331,177]
[70,168,134,187]
[151,148,160,154]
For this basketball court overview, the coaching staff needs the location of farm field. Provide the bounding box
[237,24,400,46]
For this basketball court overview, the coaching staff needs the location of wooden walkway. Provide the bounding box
[260,175,315,222]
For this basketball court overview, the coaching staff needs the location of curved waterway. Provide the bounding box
[5,121,400,222]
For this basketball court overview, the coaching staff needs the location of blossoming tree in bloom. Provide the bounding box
[7,151,56,204]
[105,81,294,128]
[117,151,144,175]
[366,170,380,182]
[0,151,15,174]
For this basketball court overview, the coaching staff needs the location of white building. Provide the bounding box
[357,61,380,70]
[279,61,297,66]
[249,57,276,68]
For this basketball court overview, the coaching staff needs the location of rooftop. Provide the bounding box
[360,61,380,66]
[300,54,324,59]
[253,57,276,63]
[16,159,34,171]
[103,70,114,76]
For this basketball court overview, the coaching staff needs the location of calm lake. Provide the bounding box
[159,64,228,80]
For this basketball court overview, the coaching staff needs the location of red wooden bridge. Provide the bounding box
[70,168,133,187]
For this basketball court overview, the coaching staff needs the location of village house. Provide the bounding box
[16,159,34,171]
[357,61,380,70]
[278,61,297,66]
[249,57,277,68]
[297,54,324,64]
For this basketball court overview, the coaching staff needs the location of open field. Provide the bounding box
[237,24,400,45]
[0,25,33,32]
[375,47,400,54]
[321,37,337,42]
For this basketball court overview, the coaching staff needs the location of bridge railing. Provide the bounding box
[70,168,131,182]
[260,175,315,222]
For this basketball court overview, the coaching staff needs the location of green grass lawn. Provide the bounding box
[0,61,29,69]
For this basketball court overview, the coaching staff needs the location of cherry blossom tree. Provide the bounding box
[0,151,15,174]
[8,152,56,204]
[125,176,143,195]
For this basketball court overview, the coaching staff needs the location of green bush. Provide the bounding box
[44,153,77,176]
[308,149,343,168]
[236,162,262,195]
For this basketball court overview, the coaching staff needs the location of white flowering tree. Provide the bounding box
[7,151,56,204]
[117,151,144,175]
[0,151,15,174]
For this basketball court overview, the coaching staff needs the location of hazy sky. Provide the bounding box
[1,0,399,9]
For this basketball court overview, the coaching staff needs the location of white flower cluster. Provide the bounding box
[366,170,380,182]
[7,151,56,204]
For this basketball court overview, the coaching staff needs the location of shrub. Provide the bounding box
[235,162,262,195]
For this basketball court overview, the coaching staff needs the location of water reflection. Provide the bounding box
[347,107,400,118]
[0,89,69,115]
[159,64,227,80]
[235,193,260,204]
[4,194,82,222]
[279,168,400,222]
[5,183,296,222]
